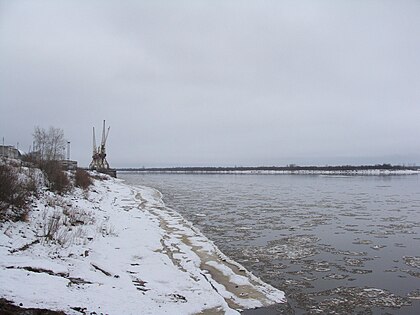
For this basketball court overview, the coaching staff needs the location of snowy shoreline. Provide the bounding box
[0,173,285,314]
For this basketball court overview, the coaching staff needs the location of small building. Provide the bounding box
[0,145,22,159]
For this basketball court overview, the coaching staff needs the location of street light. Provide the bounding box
[67,141,71,161]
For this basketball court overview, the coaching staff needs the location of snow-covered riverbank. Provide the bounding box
[0,173,285,314]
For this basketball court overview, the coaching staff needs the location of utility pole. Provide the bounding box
[67,141,70,161]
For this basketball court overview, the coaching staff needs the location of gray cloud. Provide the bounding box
[1,0,419,167]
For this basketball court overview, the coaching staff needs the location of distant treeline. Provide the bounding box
[117,164,419,172]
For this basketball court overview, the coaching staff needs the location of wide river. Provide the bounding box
[120,173,420,314]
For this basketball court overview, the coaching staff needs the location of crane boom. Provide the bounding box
[101,120,106,146]
[104,127,110,144]
[92,127,97,154]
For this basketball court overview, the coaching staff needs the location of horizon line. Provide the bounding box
[114,163,419,171]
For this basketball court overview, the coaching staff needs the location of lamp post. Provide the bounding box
[67,141,70,161]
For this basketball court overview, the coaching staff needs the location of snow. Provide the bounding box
[0,172,285,314]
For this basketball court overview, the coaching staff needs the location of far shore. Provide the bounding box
[116,164,419,175]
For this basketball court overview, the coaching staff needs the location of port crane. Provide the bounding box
[89,120,111,170]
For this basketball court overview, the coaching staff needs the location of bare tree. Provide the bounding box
[33,126,66,161]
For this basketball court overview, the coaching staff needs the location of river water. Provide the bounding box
[119,173,420,314]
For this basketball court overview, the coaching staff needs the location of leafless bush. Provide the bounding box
[40,200,96,246]
[5,159,21,168]
[63,205,94,226]
[43,211,61,241]
[39,160,70,194]
[24,168,39,197]
[38,198,109,247]
[21,152,39,166]
[0,164,29,221]
[41,211,69,246]
[75,168,93,190]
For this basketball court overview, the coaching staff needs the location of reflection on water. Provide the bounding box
[120,173,420,314]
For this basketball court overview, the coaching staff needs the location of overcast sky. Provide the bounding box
[1,0,420,167]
